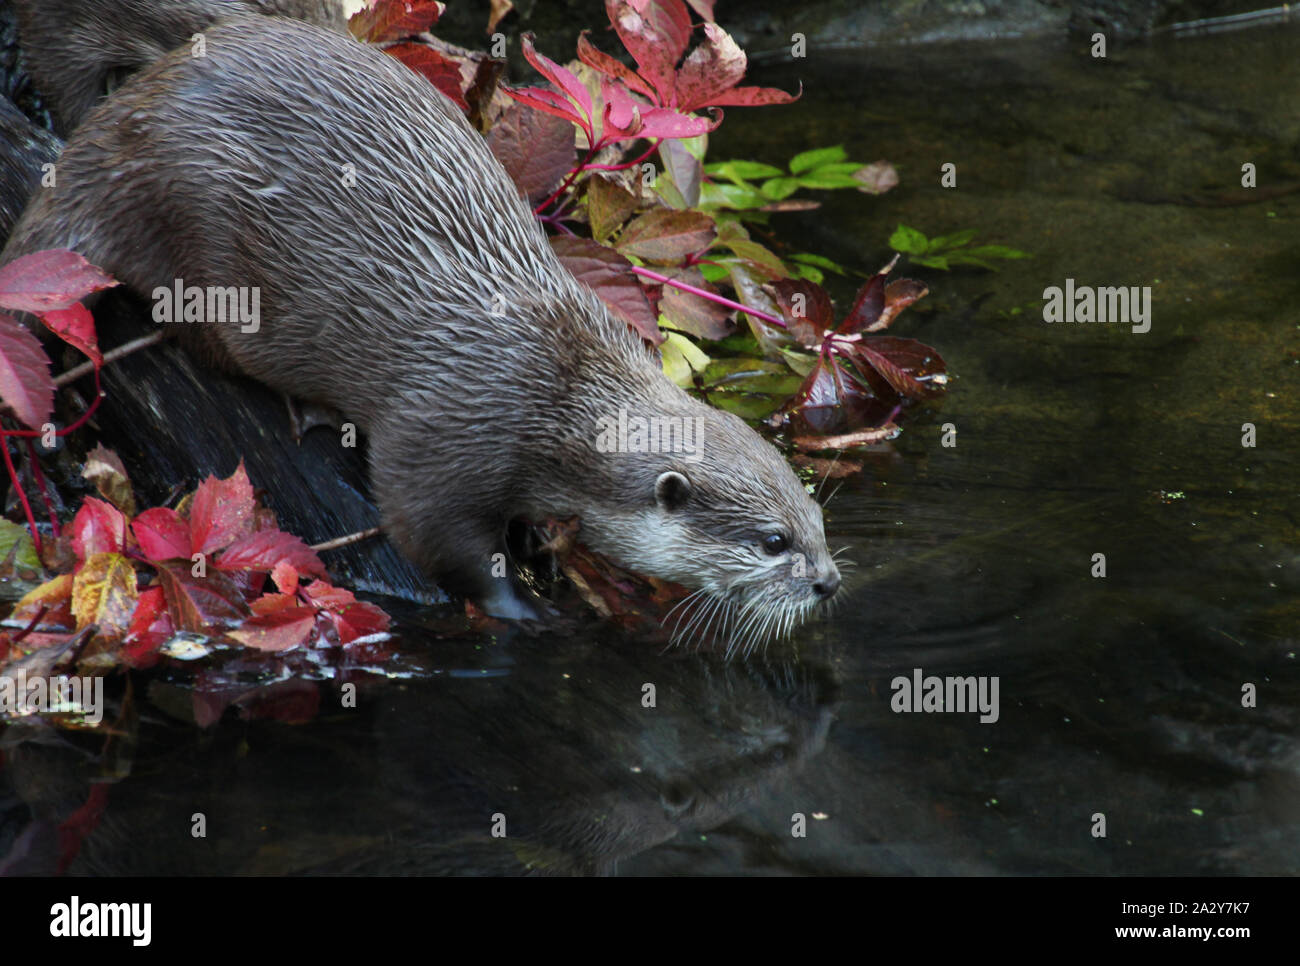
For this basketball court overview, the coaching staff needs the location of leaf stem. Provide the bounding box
[629,266,787,328]
[0,435,41,558]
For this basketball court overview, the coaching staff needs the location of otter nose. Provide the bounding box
[813,572,841,600]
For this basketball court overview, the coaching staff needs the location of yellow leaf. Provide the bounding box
[71,552,138,638]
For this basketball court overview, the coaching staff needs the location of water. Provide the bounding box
[3,25,1297,875]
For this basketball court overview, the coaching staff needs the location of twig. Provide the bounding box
[310,527,382,553]
[53,330,168,387]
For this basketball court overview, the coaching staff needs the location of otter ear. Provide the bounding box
[655,471,691,512]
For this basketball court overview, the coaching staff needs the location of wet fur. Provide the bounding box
[2,15,839,633]
[12,0,347,135]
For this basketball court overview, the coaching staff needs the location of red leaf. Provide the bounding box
[601,80,718,142]
[576,31,657,101]
[39,303,102,368]
[216,529,327,579]
[849,337,947,399]
[615,208,716,263]
[658,267,733,340]
[348,0,444,42]
[767,279,835,344]
[513,34,595,141]
[304,582,391,645]
[871,278,929,331]
[154,559,250,633]
[385,42,469,112]
[188,462,257,555]
[606,0,693,103]
[121,585,173,668]
[550,235,662,344]
[70,498,126,561]
[132,507,192,560]
[228,601,319,652]
[672,24,798,111]
[0,249,117,313]
[0,312,54,430]
[839,256,900,334]
[486,101,576,204]
[271,560,299,595]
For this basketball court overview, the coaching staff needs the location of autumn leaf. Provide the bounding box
[486,101,576,204]
[121,585,173,668]
[132,507,192,561]
[39,303,101,368]
[70,498,127,561]
[71,552,138,637]
[348,0,444,42]
[188,462,257,555]
[303,582,391,645]
[550,235,661,343]
[216,530,327,580]
[81,445,136,517]
[10,573,74,628]
[0,312,54,430]
[615,209,716,263]
[227,596,319,652]
[384,42,469,111]
[154,560,250,633]
[0,249,118,314]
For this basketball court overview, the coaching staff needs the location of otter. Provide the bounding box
[2,15,841,643]
[10,0,348,135]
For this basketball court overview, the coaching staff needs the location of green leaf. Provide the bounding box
[789,145,847,174]
[699,181,768,211]
[962,244,1032,260]
[889,224,930,255]
[928,228,977,251]
[760,177,803,200]
[698,262,731,283]
[713,332,762,354]
[702,358,802,395]
[804,162,866,176]
[778,347,819,376]
[660,331,710,386]
[724,238,788,278]
[789,252,846,274]
[708,392,782,420]
[912,254,950,270]
[790,262,824,283]
[704,159,784,180]
[795,171,865,190]
[0,518,42,572]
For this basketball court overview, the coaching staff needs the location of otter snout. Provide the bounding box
[813,568,841,601]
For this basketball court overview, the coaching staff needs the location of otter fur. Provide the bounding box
[2,15,841,643]
[11,0,348,135]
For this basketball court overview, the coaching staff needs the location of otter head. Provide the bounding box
[577,394,841,655]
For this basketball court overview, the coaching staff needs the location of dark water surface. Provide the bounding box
[4,25,1297,876]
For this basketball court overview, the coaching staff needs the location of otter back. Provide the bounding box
[12,0,348,135]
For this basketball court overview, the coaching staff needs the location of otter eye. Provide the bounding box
[761,533,788,556]
[655,471,691,512]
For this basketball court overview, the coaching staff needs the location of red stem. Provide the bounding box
[535,145,600,215]
[1,435,41,559]
[584,139,661,172]
[24,438,59,537]
[630,266,788,328]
